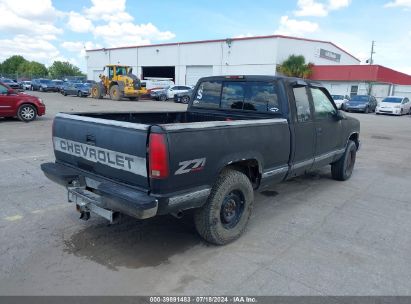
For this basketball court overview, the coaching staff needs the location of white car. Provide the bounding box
[21,81,31,90]
[151,85,193,101]
[331,94,350,109]
[376,96,411,115]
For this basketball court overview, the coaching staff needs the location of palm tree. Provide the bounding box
[277,55,313,78]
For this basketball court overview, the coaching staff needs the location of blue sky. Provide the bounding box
[1,0,410,74]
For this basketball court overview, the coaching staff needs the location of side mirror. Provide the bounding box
[334,110,345,121]
[7,88,15,95]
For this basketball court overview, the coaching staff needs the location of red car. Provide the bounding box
[0,81,46,122]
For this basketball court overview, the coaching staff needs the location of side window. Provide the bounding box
[246,82,280,112]
[192,81,222,108]
[402,98,409,104]
[108,67,114,79]
[405,98,410,104]
[221,82,246,110]
[0,84,8,94]
[311,88,337,119]
[293,87,312,123]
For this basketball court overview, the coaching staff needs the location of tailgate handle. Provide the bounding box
[86,134,96,146]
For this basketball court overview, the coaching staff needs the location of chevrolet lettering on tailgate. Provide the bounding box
[53,137,146,176]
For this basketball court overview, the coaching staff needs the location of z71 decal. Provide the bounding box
[175,158,206,175]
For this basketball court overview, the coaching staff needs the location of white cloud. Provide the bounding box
[294,0,351,17]
[275,16,319,36]
[93,22,175,47]
[294,0,328,17]
[384,0,411,8]
[84,0,133,22]
[64,0,175,48]
[0,0,62,39]
[0,35,60,63]
[328,0,351,10]
[67,12,94,33]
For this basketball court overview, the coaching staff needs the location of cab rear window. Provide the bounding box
[193,80,280,113]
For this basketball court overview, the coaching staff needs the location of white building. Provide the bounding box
[86,35,360,86]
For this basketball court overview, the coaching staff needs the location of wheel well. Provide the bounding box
[349,133,359,149]
[225,159,260,189]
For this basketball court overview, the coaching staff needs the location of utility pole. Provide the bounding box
[369,40,376,65]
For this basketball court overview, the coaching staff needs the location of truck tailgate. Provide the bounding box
[52,113,149,190]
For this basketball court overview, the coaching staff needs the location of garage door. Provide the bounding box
[186,66,213,86]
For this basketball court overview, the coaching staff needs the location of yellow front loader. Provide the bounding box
[91,65,147,101]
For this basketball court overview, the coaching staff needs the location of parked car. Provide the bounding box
[21,81,32,90]
[0,81,46,122]
[31,79,57,92]
[344,95,377,113]
[1,78,20,90]
[174,88,193,104]
[376,96,411,115]
[331,94,350,109]
[41,75,360,245]
[62,83,90,97]
[52,80,64,92]
[150,87,168,101]
[151,85,193,101]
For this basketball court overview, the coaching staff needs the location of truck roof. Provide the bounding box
[198,75,323,87]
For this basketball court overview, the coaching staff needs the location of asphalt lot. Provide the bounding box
[0,92,410,296]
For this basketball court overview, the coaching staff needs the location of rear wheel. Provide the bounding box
[128,97,138,101]
[194,169,254,245]
[109,85,121,101]
[18,104,37,122]
[91,84,103,99]
[331,140,357,181]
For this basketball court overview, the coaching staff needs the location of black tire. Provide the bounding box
[91,84,103,99]
[364,106,369,114]
[30,86,34,91]
[18,104,37,122]
[39,87,43,92]
[159,94,167,101]
[128,97,138,101]
[194,169,254,245]
[331,140,357,181]
[109,85,121,101]
[181,95,190,104]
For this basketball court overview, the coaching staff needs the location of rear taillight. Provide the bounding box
[149,133,169,179]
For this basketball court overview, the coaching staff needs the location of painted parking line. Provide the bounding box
[4,215,23,222]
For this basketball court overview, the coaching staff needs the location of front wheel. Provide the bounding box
[109,85,121,101]
[194,169,254,245]
[331,140,357,181]
[364,107,369,114]
[181,96,190,104]
[18,104,37,122]
[128,97,138,101]
[159,94,167,101]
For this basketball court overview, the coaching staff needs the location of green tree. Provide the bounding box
[277,55,313,78]
[0,55,28,77]
[48,61,85,79]
[17,61,48,78]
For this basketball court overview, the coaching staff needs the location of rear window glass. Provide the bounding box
[247,82,279,112]
[192,81,222,109]
[193,80,280,113]
[221,82,245,110]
